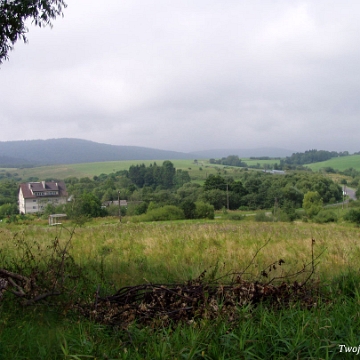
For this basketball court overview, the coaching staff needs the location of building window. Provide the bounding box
[33,199,37,202]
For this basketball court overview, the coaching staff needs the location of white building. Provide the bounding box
[18,181,68,214]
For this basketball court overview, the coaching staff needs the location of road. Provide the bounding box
[344,187,356,201]
[325,186,357,208]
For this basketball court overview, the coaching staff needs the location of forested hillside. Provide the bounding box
[0,139,194,167]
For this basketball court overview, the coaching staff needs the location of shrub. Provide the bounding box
[344,209,360,224]
[0,203,18,218]
[143,205,185,221]
[348,200,360,208]
[255,212,273,222]
[238,206,249,211]
[225,213,243,221]
[106,205,127,217]
[194,202,214,220]
[314,210,338,223]
[281,201,298,222]
[181,200,196,219]
[303,191,323,218]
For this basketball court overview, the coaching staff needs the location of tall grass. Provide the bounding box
[2,220,360,286]
[1,219,360,359]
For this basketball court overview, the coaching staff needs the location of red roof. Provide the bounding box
[19,181,68,199]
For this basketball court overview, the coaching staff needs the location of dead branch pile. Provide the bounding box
[87,275,320,328]
[0,268,62,305]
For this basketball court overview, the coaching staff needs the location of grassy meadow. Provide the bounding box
[1,159,214,182]
[1,218,360,359]
[2,153,360,185]
[1,158,281,183]
[5,218,357,285]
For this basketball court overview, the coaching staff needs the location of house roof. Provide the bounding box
[102,200,128,207]
[19,181,68,199]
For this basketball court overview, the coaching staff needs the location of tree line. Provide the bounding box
[281,150,349,166]
[208,150,353,172]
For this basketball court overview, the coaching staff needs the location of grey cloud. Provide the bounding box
[1,1,360,153]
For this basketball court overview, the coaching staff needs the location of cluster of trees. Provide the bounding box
[128,161,190,189]
[208,150,353,172]
[209,156,247,167]
[281,150,349,166]
[201,171,342,211]
[249,157,281,160]
[62,164,342,219]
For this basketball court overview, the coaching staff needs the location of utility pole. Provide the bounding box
[226,184,229,211]
[118,191,122,223]
[274,197,278,221]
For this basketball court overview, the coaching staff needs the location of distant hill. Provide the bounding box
[189,147,294,159]
[0,139,298,168]
[0,139,194,167]
[0,155,35,168]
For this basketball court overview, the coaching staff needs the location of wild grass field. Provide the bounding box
[1,218,360,359]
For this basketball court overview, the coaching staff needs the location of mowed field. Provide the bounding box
[0,159,255,182]
[1,158,281,182]
[1,159,205,180]
[1,154,359,183]
[306,154,360,171]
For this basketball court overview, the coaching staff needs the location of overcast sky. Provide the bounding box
[1,1,360,153]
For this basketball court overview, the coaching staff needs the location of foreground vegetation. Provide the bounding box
[1,219,360,359]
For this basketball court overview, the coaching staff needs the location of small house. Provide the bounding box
[18,181,68,214]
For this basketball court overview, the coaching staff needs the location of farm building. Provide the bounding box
[18,181,68,214]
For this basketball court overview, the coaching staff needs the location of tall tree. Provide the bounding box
[161,161,176,189]
[0,0,67,64]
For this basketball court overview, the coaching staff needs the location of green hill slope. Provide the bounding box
[307,155,360,171]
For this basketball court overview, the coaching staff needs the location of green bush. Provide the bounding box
[314,210,338,223]
[181,200,196,219]
[0,203,18,218]
[238,206,249,211]
[303,191,323,218]
[126,202,148,216]
[344,209,360,224]
[194,201,214,220]
[348,200,360,208]
[142,205,185,221]
[255,212,273,222]
[106,205,127,217]
[224,213,243,221]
